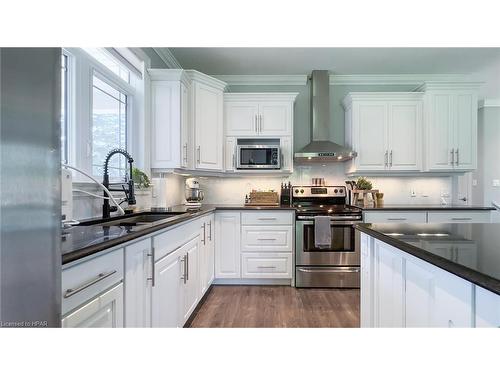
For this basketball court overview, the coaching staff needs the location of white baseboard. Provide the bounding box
[213,278,292,286]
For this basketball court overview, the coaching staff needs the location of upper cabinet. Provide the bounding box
[149,69,226,172]
[421,83,480,172]
[189,71,226,171]
[343,93,424,174]
[224,93,297,137]
[149,69,192,170]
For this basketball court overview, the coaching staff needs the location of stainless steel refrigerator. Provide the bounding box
[0,48,61,327]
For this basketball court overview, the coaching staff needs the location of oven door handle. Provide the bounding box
[296,219,362,226]
[296,216,362,221]
[296,267,360,273]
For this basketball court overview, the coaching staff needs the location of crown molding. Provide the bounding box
[185,70,227,91]
[153,48,182,69]
[224,92,299,102]
[479,99,500,108]
[330,74,471,86]
[214,75,308,86]
[147,68,191,86]
[342,92,425,109]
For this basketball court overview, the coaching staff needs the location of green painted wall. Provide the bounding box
[228,83,416,151]
[141,48,169,69]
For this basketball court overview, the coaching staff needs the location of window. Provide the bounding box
[83,48,131,83]
[61,53,69,164]
[91,74,128,179]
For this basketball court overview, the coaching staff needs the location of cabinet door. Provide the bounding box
[433,269,473,327]
[360,233,373,328]
[215,211,241,278]
[62,283,124,328]
[182,237,200,323]
[280,137,293,172]
[124,239,152,328]
[374,240,404,327]
[207,215,215,286]
[454,92,477,170]
[354,102,388,171]
[475,286,500,327]
[194,82,223,170]
[152,249,183,328]
[259,102,292,136]
[388,101,422,171]
[199,220,209,297]
[224,137,236,172]
[405,258,435,327]
[426,93,455,171]
[151,81,181,169]
[180,82,191,169]
[225,101,259,136]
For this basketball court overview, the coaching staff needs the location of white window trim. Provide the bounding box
[64,47,146,183]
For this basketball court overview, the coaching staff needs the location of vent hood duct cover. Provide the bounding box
[294,70,357,162]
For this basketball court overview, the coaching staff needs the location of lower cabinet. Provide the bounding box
[475,286,500,327]
[61,283,124,328]
[182,237,200,323]
[362,237,475,327]
[199,214,215,296]
[241,253,292,278]
[364,210,492,224]
[215,211,241,278]
[124,239,152,328]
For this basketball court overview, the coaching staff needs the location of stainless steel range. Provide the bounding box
[293,185,362,288]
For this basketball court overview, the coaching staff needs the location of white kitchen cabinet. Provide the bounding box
[364,211,427,224]
[149,69,192,170]
[241,253,292,279]
[241,225,293,253]
[215,211,241,278]
[124,239,152,328]
[224,137,236,172]
[427,210,491,223]
[151,246,183,328]
[280,137,293,172]
[405,257,436,327]
[182,236,200,323]
[343,93,423,174]
[190,71,226,171]
[224,93,297,137]
[373,240,404,327]
[422,83,480,172]
[475,286,500,327]
[62,283,124,328]
[199,214,215,297]
[360,233,373,328]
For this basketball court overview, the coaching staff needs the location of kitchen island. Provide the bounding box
[356,223,500,327]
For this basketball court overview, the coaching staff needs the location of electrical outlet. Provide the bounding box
[472,179,478,187]
[410,188,417,197]
[493,179,500,187]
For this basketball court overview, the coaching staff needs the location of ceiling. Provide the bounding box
[169,48,500,76]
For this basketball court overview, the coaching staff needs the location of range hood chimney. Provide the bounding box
[294,70,357,162]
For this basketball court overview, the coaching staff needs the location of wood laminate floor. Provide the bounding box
[187,285,360,328]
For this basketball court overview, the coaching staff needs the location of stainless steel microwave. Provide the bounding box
[236,144,281,169]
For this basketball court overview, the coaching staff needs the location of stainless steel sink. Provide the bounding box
[78,212,187,227]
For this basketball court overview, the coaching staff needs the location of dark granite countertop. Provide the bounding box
[356,223,500,295]
[62,204,295,265]
[358,204,494,211]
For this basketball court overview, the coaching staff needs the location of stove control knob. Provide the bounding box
[295,189,299,194]
[300,189,304,194]
[334,189,338,193]
[339,189,344,194]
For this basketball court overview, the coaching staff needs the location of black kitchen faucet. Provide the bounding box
[102,148,136,219]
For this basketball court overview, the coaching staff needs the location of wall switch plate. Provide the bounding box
[493,179,500,187]
[410,188,417,197]
[472,179,478,186]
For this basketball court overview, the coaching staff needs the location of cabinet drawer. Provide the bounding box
[241,225,293,252]
[153,218,202,261]
[241,253,292,279]
[364,211,427,223]
[241,211,293,225]
[427,210,491,223]
[62,248,124,316]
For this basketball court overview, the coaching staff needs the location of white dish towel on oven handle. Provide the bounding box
[314,216,332,249]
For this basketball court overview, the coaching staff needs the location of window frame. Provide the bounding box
[64,47,141,182]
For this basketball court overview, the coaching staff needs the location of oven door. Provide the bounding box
[295,219,360,266]
[236,145,280,169]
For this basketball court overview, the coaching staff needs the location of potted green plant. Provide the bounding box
[132,167,152,211]
[355,176,373,190]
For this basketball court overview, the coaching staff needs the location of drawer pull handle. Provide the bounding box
[258,218,277,221]
[387,218,407,221]
[257,238,277,241]
[257,266,276,269]
[64,270,117,299]
[452,217,472,221]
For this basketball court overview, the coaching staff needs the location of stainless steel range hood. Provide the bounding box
[294,70,357,162]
